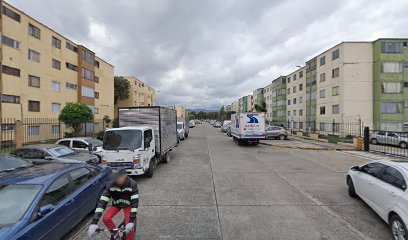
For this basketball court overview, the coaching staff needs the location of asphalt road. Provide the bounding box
[68,123,392,240]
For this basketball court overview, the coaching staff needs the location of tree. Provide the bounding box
[254,102,267,112]
[114,76,130,104]
[219,106,226,120]
[197,111,206,120]
[189,111,197,120]
[225,111,232,120]
[59,103,93,135]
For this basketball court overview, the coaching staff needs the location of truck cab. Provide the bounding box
[177,121,186,140]
[100,126,156,176]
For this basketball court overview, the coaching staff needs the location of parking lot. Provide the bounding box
[68,123,391,240]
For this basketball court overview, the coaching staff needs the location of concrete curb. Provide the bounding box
[260,142,356,151]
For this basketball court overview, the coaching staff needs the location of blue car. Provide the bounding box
[0,163,111,240]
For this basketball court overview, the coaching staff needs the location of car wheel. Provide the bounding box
[278,134,286,140]
[390,214,407,240]
[145,159,156,178]
[399,142,408,149]
[162,152,170,164]
[347,177,358,198]
[371,138,378,144]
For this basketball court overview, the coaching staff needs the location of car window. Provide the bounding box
[388,133,398,138]
[377,132,386,136]
[58,140,71,147]
[361,163,386,178]
[70,168,96,191]
[14,149,46,159]
[380,166,407,190]
[38,174,72,207]
[267,127,273,131]
[144,129,153,142]
[73,141,88,149]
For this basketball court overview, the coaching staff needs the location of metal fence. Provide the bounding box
[0,118,106,151]
[366,129,408,158]
[287,120,363,139]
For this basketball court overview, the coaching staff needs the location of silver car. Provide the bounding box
[265,126,288,140]
[370,131,408,149]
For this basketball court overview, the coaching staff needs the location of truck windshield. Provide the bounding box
[103,130,142,150]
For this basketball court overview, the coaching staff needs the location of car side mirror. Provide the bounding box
[37,204,55,219]
[350,166,360,171]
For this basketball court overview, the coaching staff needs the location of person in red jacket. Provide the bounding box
[88,168,139,240]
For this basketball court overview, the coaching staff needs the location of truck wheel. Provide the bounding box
[185,133,189,139]
[163,152,171,164]
[145,159,155,178]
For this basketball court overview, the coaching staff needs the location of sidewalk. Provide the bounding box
[261,136,356,151]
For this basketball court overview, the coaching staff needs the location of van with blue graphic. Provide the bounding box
[230,112,266,145]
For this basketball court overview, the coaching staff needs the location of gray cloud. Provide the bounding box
[10,0,408,109]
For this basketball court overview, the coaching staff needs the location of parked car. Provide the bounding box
[347,160,408,239]
[0,154,33,174]
[177,121,187,140]
[189,120,196,128]
[265,126,288,140]
[10,144,99,165]
[370,131,408,149]
[213,122,222,128]
[56,137,103,161]
[221,121,231,133]
[226,125,232,137]
[0,163,111,240]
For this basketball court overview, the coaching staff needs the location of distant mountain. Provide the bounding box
[188,109,218,113]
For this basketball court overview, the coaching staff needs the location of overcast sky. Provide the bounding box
[9,0,408,109]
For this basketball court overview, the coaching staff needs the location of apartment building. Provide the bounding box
[373,39,408,131]
[1,1,114,120]
[175,106,188,118]
[264,83,273,122]
[271,76,287,126]
[286,67,306,130]
[252,88,264,111]
[114,77,156,115]
[231,101,239,113]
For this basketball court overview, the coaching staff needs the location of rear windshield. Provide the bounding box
[84,138,103,147]
[103,130,142,150]
[0,184,42,226]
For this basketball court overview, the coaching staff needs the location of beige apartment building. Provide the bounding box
[286,67,306,129]
[1,1,114,121]
[264,83,273,122]
[175,106,188,118]
[313,42,374,131]
[114,77,156,115]
[231,101,239,113]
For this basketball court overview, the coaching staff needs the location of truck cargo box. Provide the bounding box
[230,112,266,140]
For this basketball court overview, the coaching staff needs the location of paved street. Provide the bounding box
[69,123,392,240]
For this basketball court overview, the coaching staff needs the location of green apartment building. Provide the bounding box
[305,58,317,131]
[271,76,287,126]
[373,39,408,132]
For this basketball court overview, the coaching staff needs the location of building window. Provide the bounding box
[66,82,78,90]
[293,110,297,116]
[52,125,60,134]
[52,59,61,70]
[52,103,61,113]
[94,76,99,83]
[28,24,41,39]
[299,96,303,104]
[293,86,297,93]
[52,81,61,91]
[95,92,99,99]
[293,98,297,104]
[381,82,402,93]
[332,104,340,114]
[332,86,340,96]
[81,86,95,98]
[28,126,40,136]
[287,99,291,105]
[28,100,40,112]
[287,88,290,95]
[299,84,303,91]
[320,56,326,66]
[319,89,325,98]
[82,50,95,63]
[2,123,16,131]
[52,36,61,49]
[66,62,78,71]
[82,68,94,80]
[28,75,40,88]
[320,106,326,115]
[2,35,20,49]
[381,42,404,54]
[381,102,402,114]
[332,68,339,78]
[381,122,402,132]
[293,74,297,81]
[2,94,20,104]
[2,65,20,77]
[332,49,339,60]
[287,111,291,116]
[382,62,403,73]
[299,71,303,78]
[320,122,325,131]
[28,49,40,62]
[320,73,326,82]
[66,42,78,52]
[299,109,303,116]
[94,60,100,68]
[2,6,21,22]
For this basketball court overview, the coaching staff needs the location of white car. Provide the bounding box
[55,137,103,161]
[347,160,408,239]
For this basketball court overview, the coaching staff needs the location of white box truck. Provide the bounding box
[230,112,266,145]
[100,106,178,177]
